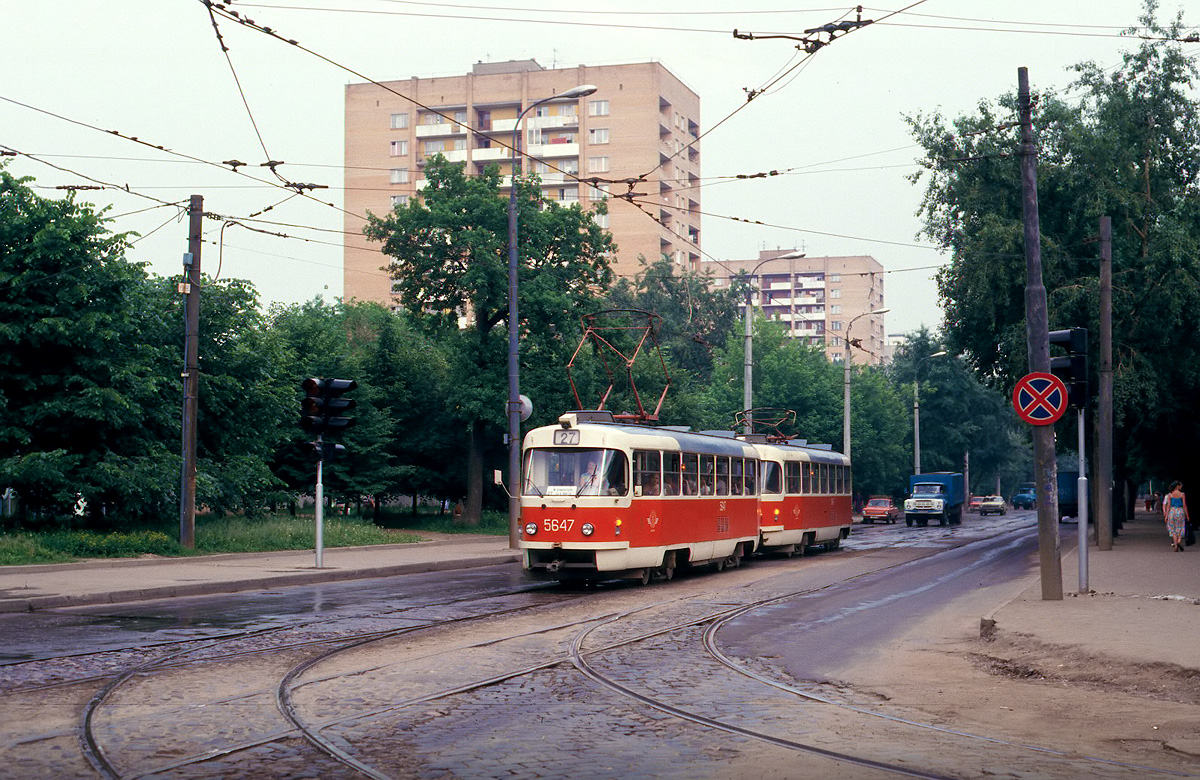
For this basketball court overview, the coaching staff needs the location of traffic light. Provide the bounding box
[300,378,358,435]
[1049,328,1088,409]
[301,441,346,462]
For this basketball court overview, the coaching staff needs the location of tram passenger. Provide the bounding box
[664,470,680,495]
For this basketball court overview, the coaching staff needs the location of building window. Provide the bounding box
[593,211,609,229]
[390,194,409,207]
[830,304,841,314]
[588,156,610,173]
[424,140,445,154]
[589,99,610,116]
[589,127,610,145]
[390,168,409,184]
[559,159,579,175]
[451,138,467,151]
[832,321,843,331]
[390,113,408,129]
[421,112,445,125]
[389,140,408,157]
[830,273,841,282]
[831,288,842,299]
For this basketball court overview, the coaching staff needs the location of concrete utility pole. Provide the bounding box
[180,195,202,550]
[1018,68,1062,600]
[1097,216,1114,550]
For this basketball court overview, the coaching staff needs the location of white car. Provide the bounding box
[979,495,1007,516]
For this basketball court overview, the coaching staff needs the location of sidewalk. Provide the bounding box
[0,535,519,613]
[989,510,1200,669]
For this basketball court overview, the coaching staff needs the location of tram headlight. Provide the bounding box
[524,522,538,536]
[581,523,595,536]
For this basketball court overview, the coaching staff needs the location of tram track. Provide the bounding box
[8,522,1188,778]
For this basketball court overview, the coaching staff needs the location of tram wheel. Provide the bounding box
[714,559,725,572]
[637,568,651,586]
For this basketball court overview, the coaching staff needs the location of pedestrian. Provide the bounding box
[1163,481,1190,552]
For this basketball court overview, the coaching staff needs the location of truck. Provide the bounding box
[1011,482,1036,510]
[904,472,966,527]
[1057,470,1087,523]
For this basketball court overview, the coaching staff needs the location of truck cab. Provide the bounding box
[903,472,965,527]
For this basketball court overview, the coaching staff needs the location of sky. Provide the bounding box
[3,1,1192,338]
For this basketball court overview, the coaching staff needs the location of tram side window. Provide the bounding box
[763,461,783,494]
[663,452,682,495]
[838,465,848,494]
[633,450,661,496]
[681,452,700,495]
[716,456,730,496]
[820,463,830,494]
[802,463,814,494]
[699,454,715,495]
[744,459,758,496]
[730,458,743,495]
[786,462,801,494]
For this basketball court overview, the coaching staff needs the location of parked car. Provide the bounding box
[967,496,984,514]
[861,496,901,524]
[979,495,1007,516]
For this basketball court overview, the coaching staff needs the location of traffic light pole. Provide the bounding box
[1076,409,1089,593]
[315,434,325,569]
[180,195,202,549]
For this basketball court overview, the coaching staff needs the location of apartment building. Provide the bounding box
[705,251,890,366]
[343,60,702,305]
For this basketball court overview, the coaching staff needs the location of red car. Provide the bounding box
[862,496,901,524]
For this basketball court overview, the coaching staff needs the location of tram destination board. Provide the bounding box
[1012,372,1068,426]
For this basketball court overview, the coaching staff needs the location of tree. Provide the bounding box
[0,168,178,526]
[908,3,1200,500]
[363,157,614,522]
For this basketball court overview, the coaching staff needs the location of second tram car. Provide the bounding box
[518,410,851,583]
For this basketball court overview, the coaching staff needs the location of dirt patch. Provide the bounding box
[968,629,1200,706]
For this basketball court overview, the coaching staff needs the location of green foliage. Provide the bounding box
[908,2,1200,486]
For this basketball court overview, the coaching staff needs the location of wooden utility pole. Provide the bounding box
[1018,68,1062,599]
[180,195,202,549]
[1097,216,1114,550]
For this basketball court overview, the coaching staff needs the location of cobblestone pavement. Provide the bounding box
[2,522,1191,779]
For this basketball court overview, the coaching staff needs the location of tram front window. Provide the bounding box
[524,448,628,497]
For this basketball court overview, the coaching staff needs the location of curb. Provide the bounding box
[0,552,521,613]
[0,536,506,575]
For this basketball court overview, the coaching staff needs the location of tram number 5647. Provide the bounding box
[544,518,575,532]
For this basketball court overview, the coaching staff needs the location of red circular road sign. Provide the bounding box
[1012,372,1068,425]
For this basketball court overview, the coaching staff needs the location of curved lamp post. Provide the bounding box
[742,251,805,434]
[508,84,598,548]
[842,308,890,461]
[913,350,948,475]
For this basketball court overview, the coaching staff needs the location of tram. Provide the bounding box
[518,410,852,584]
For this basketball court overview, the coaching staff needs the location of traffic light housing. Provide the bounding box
[1049,328,1088,409]
[300,378,358,435]
[301,441,346,462]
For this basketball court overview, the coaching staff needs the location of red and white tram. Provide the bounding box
[518,410,852,583]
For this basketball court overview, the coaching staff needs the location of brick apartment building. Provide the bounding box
[705,251,890,366]
[343,60,702,305]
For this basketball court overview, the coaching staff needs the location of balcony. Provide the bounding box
[527,114,580,130]
[415,122,466,139]
[472,147,510,162]
[526,142,579,159]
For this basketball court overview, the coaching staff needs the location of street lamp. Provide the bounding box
[842,307,891,460]
[742,251,805,434]
[913,350,948,475]
[507,83,598,548]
